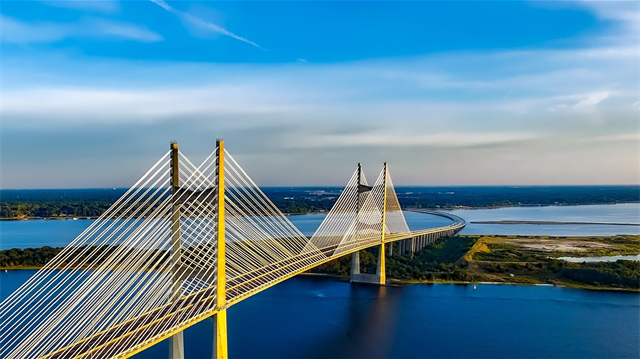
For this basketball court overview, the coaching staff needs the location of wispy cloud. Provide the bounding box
[0,15,162,43]
[41,0,120,13]
[583,133,639,143]
[574,91,610,109]
[150,0,265,50]
[283,131,540,149]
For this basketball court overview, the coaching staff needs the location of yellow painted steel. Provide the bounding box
[378,243,386,285]
[215,140,228,359]
[214,309,229,359]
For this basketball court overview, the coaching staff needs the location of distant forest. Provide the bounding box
[0,186,638,219]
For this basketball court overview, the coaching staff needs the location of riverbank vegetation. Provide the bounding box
[0,189,119,219]
[464,235,639,290]
[306,236,480,282]
[2,235,639,291]
[310,235,639,291]
[1,246,63,268]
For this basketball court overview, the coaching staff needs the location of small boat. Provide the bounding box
[473,285,477,291]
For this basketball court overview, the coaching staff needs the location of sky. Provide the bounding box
[0,1,638,189]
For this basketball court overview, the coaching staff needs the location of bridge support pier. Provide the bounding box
[377,243,386,285]
[170,332,184,359]
[398,237,419,257]
[349,244,386,285]
[350,251,360,282]
[213,310,228,359]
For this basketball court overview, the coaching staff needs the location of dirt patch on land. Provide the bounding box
[520,241,612,252]
[488,236,614,252]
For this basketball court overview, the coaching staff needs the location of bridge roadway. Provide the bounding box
[40,213,465,359]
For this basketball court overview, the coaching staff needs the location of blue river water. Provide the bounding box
[450,203,640,236]
[0,271,638,359]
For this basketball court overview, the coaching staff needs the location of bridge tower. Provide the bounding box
[349,163,388,285]
[350,164,363,282]
[377,162,388,285]
[168,141,228,359]
[169,142,185,359]
[213,139,229,359]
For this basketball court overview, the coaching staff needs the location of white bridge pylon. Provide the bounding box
[0,142,411,359]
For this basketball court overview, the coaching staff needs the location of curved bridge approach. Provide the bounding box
[0,141,465,359]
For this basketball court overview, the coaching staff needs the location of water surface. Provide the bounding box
[451,203,640,236]
[558,254,640,263]
[1,272,637,359]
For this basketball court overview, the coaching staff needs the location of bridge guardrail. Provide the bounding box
[405,208,466,237]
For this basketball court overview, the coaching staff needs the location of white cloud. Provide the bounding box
[282,131,540,149]
[584,133,639,143]
[1,15,68,43]
[2,38,635,129]
[577,1,639,24]
[150,0,265,50]
[41,1,120,13]
[574,91,610,109]
[0,15,162,43]
[89,19,163,42]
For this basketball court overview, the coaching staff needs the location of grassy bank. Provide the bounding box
[307,235,640,292]
[461,235,639,290]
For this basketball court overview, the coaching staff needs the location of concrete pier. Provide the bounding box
[350,251,360,282]
[350,244,386,285]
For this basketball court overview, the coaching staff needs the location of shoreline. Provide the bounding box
[471,220,640,226]
[298,272,640,293]
[408,201,640,211]
[2,201,638,221]
[4,269,633,293]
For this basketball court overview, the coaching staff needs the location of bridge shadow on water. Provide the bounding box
[132,276,405,359]
[331,284,403,359]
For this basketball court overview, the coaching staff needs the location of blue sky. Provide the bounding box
[1,1,638,188]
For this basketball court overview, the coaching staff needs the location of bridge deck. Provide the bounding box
[38,215,465,359]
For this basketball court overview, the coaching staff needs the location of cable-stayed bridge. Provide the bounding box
[0,141,465,359]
